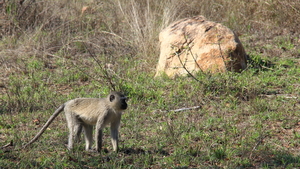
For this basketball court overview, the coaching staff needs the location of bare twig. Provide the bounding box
[178,58,200,82]
[174,46,201,83]
[82,42,116,91]
[152,106,201,113]
[189,46,203,72]
[172,34,207,82]
[1,140,13,149]
[249,134,269,159]
[171,106,201,112]
[183,35,203,73]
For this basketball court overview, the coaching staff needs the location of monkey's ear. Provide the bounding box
[109,94,115,102]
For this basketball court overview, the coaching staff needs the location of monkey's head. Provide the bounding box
[108,92,128,111]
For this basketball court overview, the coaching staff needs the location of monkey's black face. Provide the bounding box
[120,98,128,110]
[109,92,128,110]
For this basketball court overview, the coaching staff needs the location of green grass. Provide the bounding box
[2,56,299,168]
[1,0,300,168]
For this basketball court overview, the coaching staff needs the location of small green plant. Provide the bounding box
[247,54,273,70]
[212,147,227,160]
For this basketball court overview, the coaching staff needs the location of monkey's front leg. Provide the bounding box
[110,128,119,152]
[110,119,120,152]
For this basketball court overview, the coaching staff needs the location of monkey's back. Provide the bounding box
[64,98,107,125]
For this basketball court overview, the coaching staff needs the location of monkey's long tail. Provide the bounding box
[22,104,65,149]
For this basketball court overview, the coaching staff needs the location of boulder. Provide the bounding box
[155,15,247,77]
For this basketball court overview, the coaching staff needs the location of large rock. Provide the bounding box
[155,15,247,77]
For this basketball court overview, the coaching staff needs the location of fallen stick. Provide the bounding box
[1,140,13,149]
[153,106,201,113]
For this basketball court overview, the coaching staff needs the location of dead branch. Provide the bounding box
[152,106,201,113]
[1,140,13,149]
[175,47,201,83]
[82,42,116,91]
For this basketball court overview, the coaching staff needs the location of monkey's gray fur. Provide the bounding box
[23,91,128,152]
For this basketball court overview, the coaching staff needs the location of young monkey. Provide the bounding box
[23,91,128,152]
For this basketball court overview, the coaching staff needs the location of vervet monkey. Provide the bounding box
[23,92,128,152]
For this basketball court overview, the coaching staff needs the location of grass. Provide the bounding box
[1,0,300,168]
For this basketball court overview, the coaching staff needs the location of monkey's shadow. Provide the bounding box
[64,141,169,156]
[92,147,169,156]
[99,147,170,162]
[120,147,169,155]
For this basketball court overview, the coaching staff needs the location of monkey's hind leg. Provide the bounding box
[66,113,82,150]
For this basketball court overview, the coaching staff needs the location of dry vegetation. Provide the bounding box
[1,0,300,168]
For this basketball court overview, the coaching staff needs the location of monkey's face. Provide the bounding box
[119,96,128,110]
[109,92,128,110]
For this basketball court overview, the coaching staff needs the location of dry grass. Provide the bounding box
[1,0,299,66]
